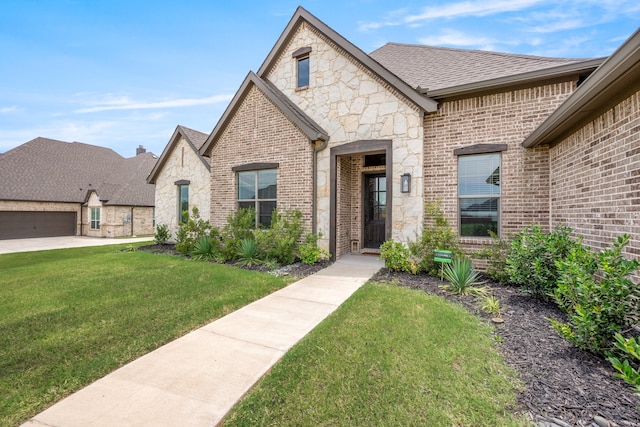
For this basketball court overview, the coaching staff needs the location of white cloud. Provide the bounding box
[405,0,543,22]
[528,19,585,33]
[418,29,497,50]
[0,106,17,113]
[74,94,233,113]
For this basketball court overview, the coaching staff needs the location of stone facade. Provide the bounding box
[549,89,640,279]
[208,85,315,232]
[423,82,578,256]
[154,137,210,239]
[265,22,424,255]
[83,192,155,238]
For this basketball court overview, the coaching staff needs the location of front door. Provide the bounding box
[364,173,386,248]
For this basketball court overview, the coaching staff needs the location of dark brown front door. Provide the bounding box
[364,173,386,248]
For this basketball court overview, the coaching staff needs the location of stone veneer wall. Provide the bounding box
[423,81,577,259]
[154,137,210,239]
[549,89,640,281]
[209,85,315,232]
[265,21,424,252]
[82,205,154,237]
[0,200,81,235]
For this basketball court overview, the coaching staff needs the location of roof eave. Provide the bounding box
[523,29,640,148]
[424,58,605,100]
[256,6,437,113]
[147,125,210,184]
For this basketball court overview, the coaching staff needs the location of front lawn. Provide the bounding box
[0,243,289,427]
[224,282,528,426]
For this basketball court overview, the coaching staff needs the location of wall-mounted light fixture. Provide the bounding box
[401,173,411,193]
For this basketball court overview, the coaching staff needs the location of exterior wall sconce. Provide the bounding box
[401,173,411,193]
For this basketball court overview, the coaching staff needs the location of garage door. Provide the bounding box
[0,211,76,239]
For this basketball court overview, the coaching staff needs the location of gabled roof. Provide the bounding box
[370,43,604,99]
[200,71,329,156]
[147,125,209,184]
[523,28,640,148]
[98,152,157,206]
[257,6,438,113]
[0,137,156,206]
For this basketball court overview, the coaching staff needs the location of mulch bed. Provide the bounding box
[373,269,640,427]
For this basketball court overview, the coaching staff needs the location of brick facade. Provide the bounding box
[209,85,315,232]
[424,81,577,256]
[549,89,640,279]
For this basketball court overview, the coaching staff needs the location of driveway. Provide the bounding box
[0,236,153,255]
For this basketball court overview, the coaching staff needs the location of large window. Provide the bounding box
[90,207,100,230]
[238,169,277,227]
[458,153,500,237]
[178,184,189,223]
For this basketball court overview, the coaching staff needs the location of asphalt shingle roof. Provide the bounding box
[0,137,156,206]
[369,42,590,91]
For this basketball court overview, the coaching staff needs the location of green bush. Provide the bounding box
[220,208,256,261]
[380,240,417,274]
[505,224,576,299]
[408,201,463,276]
[298,232,330,265]
[608,333,640,397]
[191,235,220,261]
[236,238,261,267]
[254,209,303,265]
[440,258,486,296]
[473,231,510,284]
[550,234,640,355]
[175,207,213,255]
[154,223,171,245]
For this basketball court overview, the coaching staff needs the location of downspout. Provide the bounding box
[312,136,329,235]
[79,203,83,236]
[130,207,134,236]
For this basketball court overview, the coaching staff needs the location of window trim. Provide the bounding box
[457,152,501,238]
[90,207,101,230]
[237,168,277,228]
[177,184,189,224]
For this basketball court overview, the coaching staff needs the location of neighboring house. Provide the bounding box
[197,7,639,269]
[0,138,157,239]
[147,125,210,239]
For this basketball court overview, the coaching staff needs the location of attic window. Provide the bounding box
[293,47,311,89]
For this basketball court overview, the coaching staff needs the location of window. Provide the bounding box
[90,207,100,230]
[458,153,500,237]
[178,184,189,223]
[238,169,277,227]
[297,56,309,88]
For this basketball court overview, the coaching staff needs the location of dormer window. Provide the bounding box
[293,46,311,89]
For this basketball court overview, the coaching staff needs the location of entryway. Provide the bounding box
[363,173,386,249]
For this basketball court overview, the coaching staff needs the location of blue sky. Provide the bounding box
[1,1,639,157]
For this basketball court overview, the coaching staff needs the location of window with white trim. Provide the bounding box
[458,153,500,237]
[238,169,277,227]
[90,207,101,230]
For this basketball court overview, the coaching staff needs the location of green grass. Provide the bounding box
[225,282,527,427]
[0,243,288,427]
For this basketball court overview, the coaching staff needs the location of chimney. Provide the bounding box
[136,145,146,155]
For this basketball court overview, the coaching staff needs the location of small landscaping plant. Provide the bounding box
[440,258,486,296]
[175,207,212,255]
[191,235,219,261]
[298,232,330,265]
[473,231,510,284]
[480,295,502,317]
[154,223,170,245]
[220,208,256,261]
[608,333,640,397]
[409,201,463,276]
[380,240,417,274]
[550,234,640,356]
[254,209,303,265]
[505,224,576,300]
[236,238,261,267]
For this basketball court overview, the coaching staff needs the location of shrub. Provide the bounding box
[220,208,256,260]
[154,224,170,245]
[298,232,330,265]
[550,234,640,356]
[505,224,576,299]
[608,333,640,397]
[480,295,502,316]
[236,238,261,267]
[191,235,219,261]
[175,207,212,255]
[409,201,463,276]
[380,240,417,274]
[473,231,510,284]
[440,258,486,296]
[254,209,303,265]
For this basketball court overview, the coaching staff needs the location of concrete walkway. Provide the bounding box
[0,236,153,254]
[20,254,383,427]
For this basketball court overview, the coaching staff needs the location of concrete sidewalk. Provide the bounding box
[20,254,383,427]
[0,236,153,254]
